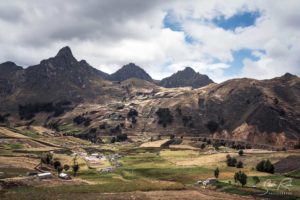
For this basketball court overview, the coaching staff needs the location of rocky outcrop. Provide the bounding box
[159,67,213,88]
[109,63,153,82]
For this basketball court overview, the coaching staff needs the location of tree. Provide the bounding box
[57,166,63,174]
[53,160,61,170]
[41,153,52,164]
[201,143,206,149]
[226,155,237,167]
[234,171,247,187]
[72,164,79,176]
[214,167,220,179]
[252,176,260,186]
[206,120,219,133]
[256,160,274,173]
[111,136,116,143]
[238,149,244,156]
[63,164,70,171]
[155,108,174,128]
[236,161,244,168]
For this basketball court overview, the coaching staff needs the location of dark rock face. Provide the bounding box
[109,63,153,82]
[159,67,214,88]
[0,46,109,110]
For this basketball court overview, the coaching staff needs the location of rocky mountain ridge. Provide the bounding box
[0,47,299,147]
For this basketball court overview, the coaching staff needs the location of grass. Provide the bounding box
[6,126,40,138]
[5,143,24,150]
[0,167,29,179]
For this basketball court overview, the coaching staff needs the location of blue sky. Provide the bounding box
[163,10,262,78]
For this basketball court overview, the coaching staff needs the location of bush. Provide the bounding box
[226,155,237,167]
[214,167,220,179]
[206,120,219,133]
[256,159,274,173]
[110,125,121,134]
[99,123,106,129]
[83,117,92,127]
[234,171,247,187]
[53,160,61,169]
[72,164,79,176]
[0,113,10,123]
[116,134,128,142]
[73,115,86,125]
[200,143,206,149]
[252,176,260,185]
[236,161,244,168]
[18,101,71,120]
[155,108,174,128]
[41,153,53,164]
[127,108,138,118]
[63,164,70,171]
[238,149,244,156]
[111,136,116,143]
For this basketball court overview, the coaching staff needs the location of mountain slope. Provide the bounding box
[159,67,214,88]
[0,47,111,110]
[109,63,153,82]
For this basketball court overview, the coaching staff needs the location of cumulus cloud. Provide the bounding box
[0,0,299,82]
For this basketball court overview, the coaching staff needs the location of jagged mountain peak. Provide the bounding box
[182,66,195,73]
[110,63,153,82]
[56,46,74,58]
[159,67,214,88]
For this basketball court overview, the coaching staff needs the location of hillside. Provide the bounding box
[0,47,299,147]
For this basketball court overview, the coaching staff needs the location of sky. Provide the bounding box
[0,0,299,83]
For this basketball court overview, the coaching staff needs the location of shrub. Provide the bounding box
[53,160,61,169]
[206,120,219,133]
[83,117,92,127]
[234,171,247,187]
[110,125,121,134]
[214,167,220,179]
[200,143,206,149]
[73,115,86,125]
[238,149,244,156]
[155,108,174,128]
[236,161,244,168]
[63,164,70,171]
[41,153,53,164]
[72,164,79,176]
[0,113,10,123]
[252,176,260,185]
[57,166,63,173]
[127,108,138,118]
[99,123,106,129]
[226,155,237,167]
[18,101,71,120]
[116,134,128,142]
[256,159,274,173]
[111,136,116,143]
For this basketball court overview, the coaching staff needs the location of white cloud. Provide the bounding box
[0,0,299,82]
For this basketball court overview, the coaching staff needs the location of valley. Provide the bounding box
[0,125,300,200]
[0,47,300,199]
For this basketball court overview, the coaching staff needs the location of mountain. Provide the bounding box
[0,61,23,79]
[159,67,214,88]
[109,63,153,82]
[0,46,110,110]
[0,47,299,147]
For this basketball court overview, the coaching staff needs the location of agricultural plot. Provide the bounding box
[0,130,300,200]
